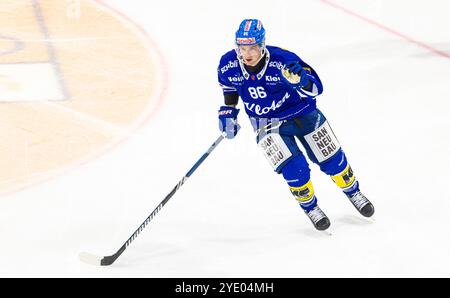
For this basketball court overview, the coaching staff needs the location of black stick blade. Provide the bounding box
[79,251,120,266]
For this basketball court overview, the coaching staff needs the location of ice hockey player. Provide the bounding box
[217,19,374,231]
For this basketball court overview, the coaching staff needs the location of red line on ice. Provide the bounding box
[320,0,450,60]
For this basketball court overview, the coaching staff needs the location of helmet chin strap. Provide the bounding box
[254,43,266,65]
[249,51,264,66]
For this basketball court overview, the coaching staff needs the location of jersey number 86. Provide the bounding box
[248,87,267,99]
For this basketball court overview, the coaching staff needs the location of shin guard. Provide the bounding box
[331,164,359,195]
[289,180,317,211]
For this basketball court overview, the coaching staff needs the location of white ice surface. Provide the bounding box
[0,0,449,277]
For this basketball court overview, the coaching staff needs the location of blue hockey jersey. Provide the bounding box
[217,46,323,121]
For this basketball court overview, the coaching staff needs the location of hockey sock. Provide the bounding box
[331,164,359,196]
[289,180,318,211]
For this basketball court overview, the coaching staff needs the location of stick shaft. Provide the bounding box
[101,135,225,265]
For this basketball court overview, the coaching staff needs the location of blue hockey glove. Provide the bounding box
[286,61,304,75]
[281,61,311,88]
[218,106,240,139]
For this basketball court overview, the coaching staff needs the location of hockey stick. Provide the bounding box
[79,134,226,266]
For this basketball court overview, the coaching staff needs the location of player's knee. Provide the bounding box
[281,154,311,187]
[318,149,347,176]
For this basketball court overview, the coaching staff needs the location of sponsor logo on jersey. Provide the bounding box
[228,76,244,83]
[268,61,285,70]
[244,92,290,116]
[220,60,238,74]
[265,75,281,82]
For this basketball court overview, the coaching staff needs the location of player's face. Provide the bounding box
[238,45,262,66]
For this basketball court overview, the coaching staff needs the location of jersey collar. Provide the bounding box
[238,47,271,80]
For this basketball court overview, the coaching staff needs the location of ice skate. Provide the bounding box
[304,205,331,231]
[347,191,374,217]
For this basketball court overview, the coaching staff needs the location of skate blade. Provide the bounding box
[320,229,333,236]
